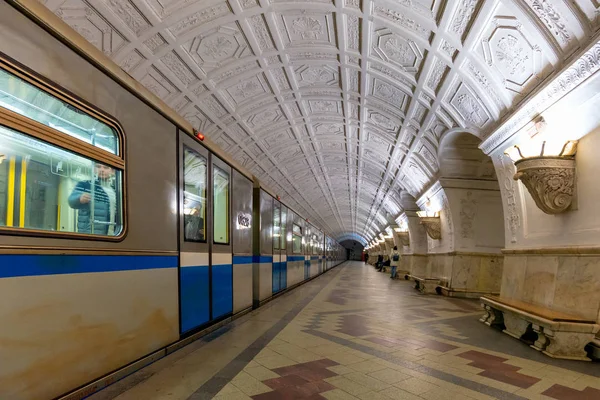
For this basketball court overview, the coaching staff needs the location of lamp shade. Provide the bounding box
[504,140,577,162]
[416,210,440,218]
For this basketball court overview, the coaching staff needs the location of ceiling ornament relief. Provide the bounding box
[40,0,600,243]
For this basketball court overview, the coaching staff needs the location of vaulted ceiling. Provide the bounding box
[40,0,599,243]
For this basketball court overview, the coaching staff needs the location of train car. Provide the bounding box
[0,3,346,400]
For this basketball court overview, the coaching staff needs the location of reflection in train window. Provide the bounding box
[183,148,206,242]
[273,201,280,250]
[281,208,287,250]
[0,125,123,235]
[0,67,119,155]
[312,234,319,255]
[213,165,229,244]
[292,223,302,254]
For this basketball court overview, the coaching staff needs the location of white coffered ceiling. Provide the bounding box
[39,0,599,243]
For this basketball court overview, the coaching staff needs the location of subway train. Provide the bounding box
[0,3,346,400]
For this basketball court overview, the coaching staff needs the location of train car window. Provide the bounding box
[0,125,123,235]
[312,234,319,255]
[273,201,280,250]
[213,165,229,244]
[281,208,287,250]
[0,68,119,155]
[292,223,302,254]
[183,147,206,242]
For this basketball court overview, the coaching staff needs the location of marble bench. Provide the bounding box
[480,296,599,361]
[411,276,440,294]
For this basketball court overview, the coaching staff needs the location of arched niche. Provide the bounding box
[439,130,496,181]
[408,131,506,297]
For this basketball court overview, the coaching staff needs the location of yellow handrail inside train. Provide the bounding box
[6,156,15,226]
[19,158,27,227]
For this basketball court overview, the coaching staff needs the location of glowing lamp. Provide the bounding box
[194,130,205,141]
[416,211,439,218]
[505,140,578,214]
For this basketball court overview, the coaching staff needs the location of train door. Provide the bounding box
[232,170,252,314]
[211,157,233,320]
[304,224,310,280]
[272,200,281,293]
[178,133,210,334]
[272,200,287,294]
[257,189,273,303]
[280,206,288,290]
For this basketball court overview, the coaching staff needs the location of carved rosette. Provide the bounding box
[513,157,575,214]
[398,231,410,246]
[419,217,441,240]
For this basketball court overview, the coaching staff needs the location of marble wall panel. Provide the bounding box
[411,255,428,278]
[553,256,600,321]
[521,256,558,307]
[500,255,527,299]
[477,256,503,293]
[500,254,600,323]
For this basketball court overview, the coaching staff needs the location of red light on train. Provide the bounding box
[194,130,205,141]
[277,195,281,201]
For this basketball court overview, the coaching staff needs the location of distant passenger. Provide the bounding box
[364,252,369,264]
[376,254,384,271]
[389,246,401,279]
[68,163,117,235]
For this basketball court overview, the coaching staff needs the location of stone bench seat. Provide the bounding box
[409,276,440,294]
[480,296,599,361]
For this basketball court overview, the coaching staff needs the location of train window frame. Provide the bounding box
[213,164,230,245]
[292,223,302,254]
[0,56,127,241]
[183,146,207,243]
[273,201,280,251]
[280,207,287,250]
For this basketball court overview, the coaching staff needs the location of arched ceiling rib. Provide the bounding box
[41,0,599,243]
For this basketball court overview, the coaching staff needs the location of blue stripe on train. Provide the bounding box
[0,254,177,278]
[304,259,310,279]
[212,264,233,319]
[233,255,253,264]
[180,265,210,333]
[272,262,281,293]
[253,255,273,263]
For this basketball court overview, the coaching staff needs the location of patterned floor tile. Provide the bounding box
[87,263,600,400]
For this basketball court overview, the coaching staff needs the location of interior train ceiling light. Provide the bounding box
[416,210,441,240]
[505,117,578,214]
[41,0,598,242]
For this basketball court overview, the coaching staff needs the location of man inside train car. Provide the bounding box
[68,163,117,235]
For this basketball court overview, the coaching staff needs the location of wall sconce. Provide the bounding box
[397,231,410,246]
[505,140,578,214]
[417,211,441,240]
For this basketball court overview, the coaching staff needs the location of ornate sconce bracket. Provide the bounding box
[398,231,410,246]
[513,157,576,214]
[419,217,441,240]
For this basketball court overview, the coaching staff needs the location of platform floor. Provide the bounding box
[89,261,600,400]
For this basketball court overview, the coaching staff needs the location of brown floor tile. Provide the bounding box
[458,350,541,389]
[543,384,600,400]
[264,374,311,390]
